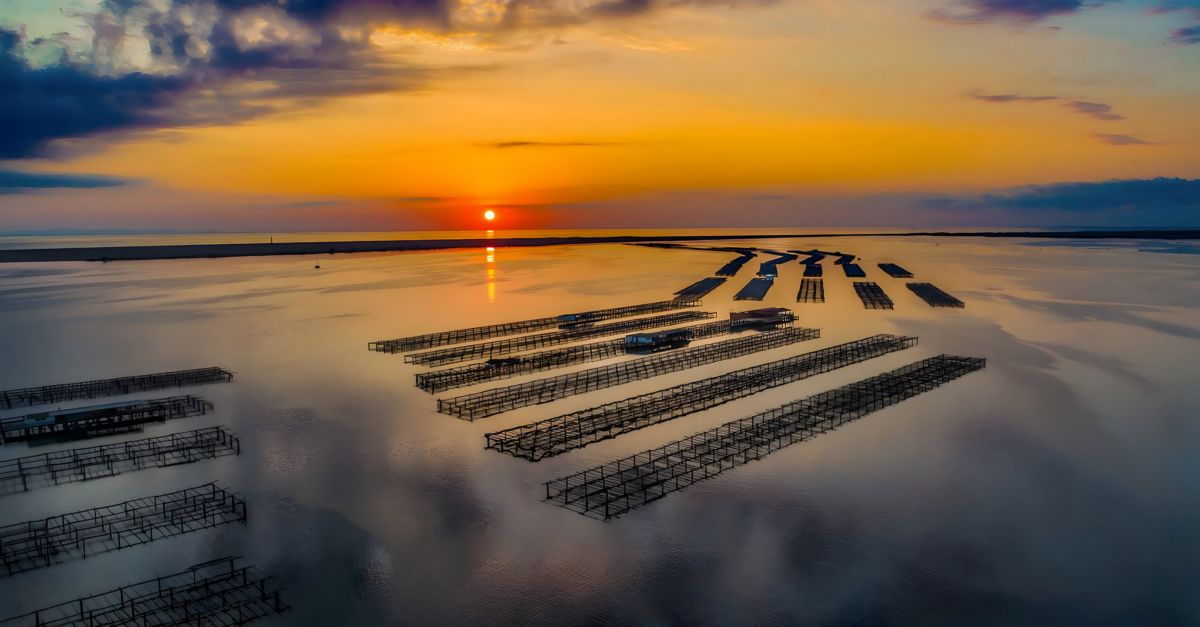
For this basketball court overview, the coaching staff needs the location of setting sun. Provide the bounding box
[483,209,496,222]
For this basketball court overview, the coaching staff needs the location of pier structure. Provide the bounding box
[415,316,794,393]
[835,254,856,265]
[674,277,726,299]
[0,368,232,410]
[0,427,240,494]
[796,278,825,303]
[907,282,965,308]
[878,263,914,278]
[803,263,823,277]
[368,299,700,353]
[0,556,287,626]
[842,263,867,278]
[734,278,773,301]
[0,483,246,576]
[485,334,917,461]
[798,252,825,265]
[405,310,715,367]
[715,253,757,277]
[544,355,987,520]
[853,282,894,310]
[0,396,213,445]
[437,328,821,420]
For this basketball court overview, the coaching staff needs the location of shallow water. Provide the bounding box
[0,237,1198,625]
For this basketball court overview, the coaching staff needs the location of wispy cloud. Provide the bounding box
[969,91,1131,125]
[968,91,1059,103]
[480,141,631,149]
[931,0,1106,25]
[1064,100,1124,120]
[0,168,135,194]
[1093,133,1157,145]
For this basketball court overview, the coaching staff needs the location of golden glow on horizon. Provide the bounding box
[15,0,1198,231]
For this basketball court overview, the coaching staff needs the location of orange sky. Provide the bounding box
[1,0,1197,229]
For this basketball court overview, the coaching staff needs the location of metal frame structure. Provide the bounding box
[544,355,987,520]
[715,253,756,277]
[405,310,716,367]
[842,263,867,278]
[0,556,287,626]
[485,335,917,461]
[368,299,700,354]
[674,277,726,299]
[415,317,795,394]
[1,483,246,576]
[734,278,773,301]
[0,427,240,495]
[853,282,894,310]
[437,328,821,420]
[796,278,825,303]
[0,368,232,410]
[877,263,914,278]
[0,396,213,445]
[907,282,965,308]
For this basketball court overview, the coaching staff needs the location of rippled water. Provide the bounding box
[1,237,1198,625]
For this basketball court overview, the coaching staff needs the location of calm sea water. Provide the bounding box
[0,236,1198,625]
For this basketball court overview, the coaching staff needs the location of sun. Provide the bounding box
[483,209,496,222]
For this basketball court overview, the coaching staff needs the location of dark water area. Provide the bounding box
[0,236,1198,625]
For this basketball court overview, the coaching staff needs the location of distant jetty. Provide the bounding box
[0,229,1196,263]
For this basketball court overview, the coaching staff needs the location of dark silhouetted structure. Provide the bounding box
[1,483,246,576]
[0,556,287,626]
[544,355,987,519]
[0,367,232,410]
[877,263,914,278]
[368,299,700,353]
[797,278,825,303]
[486,335,917,461]
[907,282,965,308]
[403,310,715,367]
[0,396,213,445]
[853,282,894,310]
[0,427,240,494]
[437,328,820,420]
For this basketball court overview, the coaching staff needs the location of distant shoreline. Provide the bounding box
[0,229,1197,263]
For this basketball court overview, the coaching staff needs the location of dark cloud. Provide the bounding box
[1093,133,1156,145]
[481,140,630,148]
[1170,24,1200,42]
[970,91,1127,121]
[968,91,1059,103]
[0,30,196,159]
[930,0,1103,24]
[1063,100,1124,120]
[0,0,752,159]
[0,167,135,193]
[929,178,1198,217]
[936,0,1200,42]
